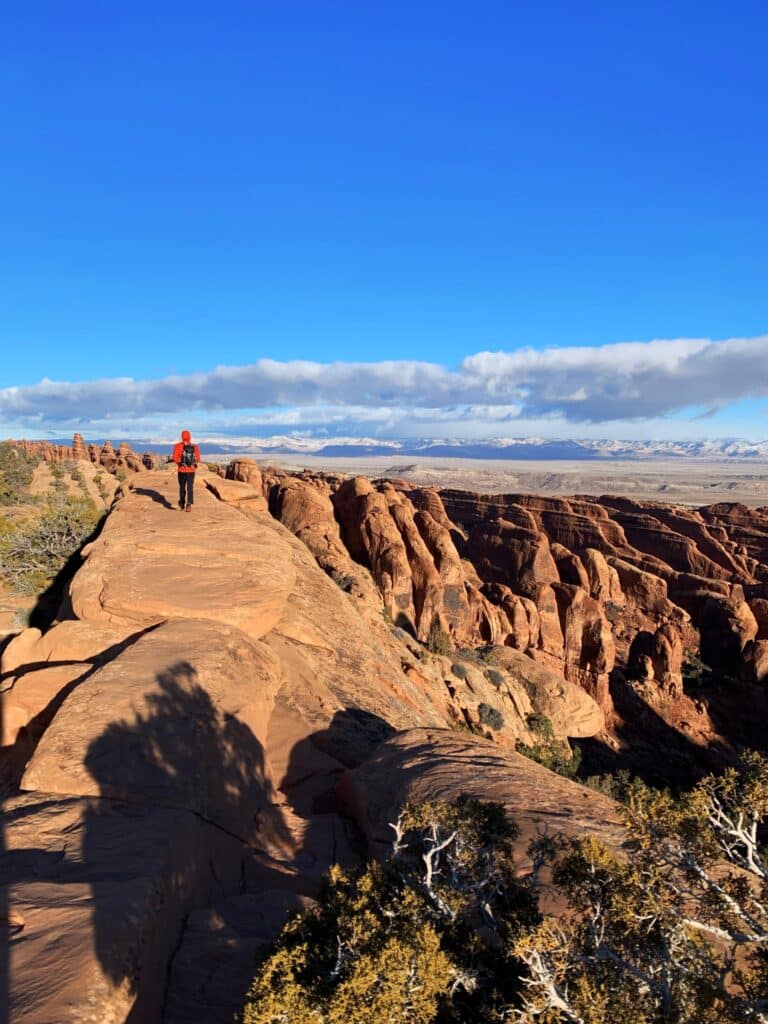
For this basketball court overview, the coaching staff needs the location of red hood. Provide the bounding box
[181,430,191,443]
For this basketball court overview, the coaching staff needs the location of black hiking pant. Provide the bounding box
[178,471,195,508]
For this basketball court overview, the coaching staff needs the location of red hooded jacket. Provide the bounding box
[172,430,201,473]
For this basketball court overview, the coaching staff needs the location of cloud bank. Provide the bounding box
[1,335,766,438]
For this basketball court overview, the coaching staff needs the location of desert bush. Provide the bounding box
[526,712,554,739]
[451,662,469,680]
[425,620,452,656]
[604,599,624,624]
[330,569,354,593]
[243,754,768,1024]
[0,495,102,594]
[511,753,768,1023]
[683,650,713,690]
[485,668,505,689]
[517,713,580,778]
[93,471,110,502]
[69,464,88,494]
[478,702,504,731]
[0,443,38,505]
[242,797,536,1024]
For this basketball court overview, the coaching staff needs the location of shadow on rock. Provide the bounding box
[82,662,289,1021]
[133,487,175,510]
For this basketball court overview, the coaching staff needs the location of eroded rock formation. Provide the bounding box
[3,433,161,474]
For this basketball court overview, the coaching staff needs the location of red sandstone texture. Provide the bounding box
[233,461,768,762]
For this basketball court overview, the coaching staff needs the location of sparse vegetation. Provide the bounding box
[604,599,624,624]
[69,464,89,496]
[425,620,452,656]
[330,569,355,593]
[485,668,505,689]
[242,754,768,1023]
[478,702,504,731]
[517,712,581,778]
[93,471,110,502]
[683,650,714,690]
[0,442,38,505]
[0,495,102,594]
[451,662,469,680]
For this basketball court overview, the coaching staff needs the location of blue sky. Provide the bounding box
[1,2,766,441]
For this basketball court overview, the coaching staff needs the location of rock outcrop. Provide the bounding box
[3,461,767,1022]
[251,468,768,763]
[3,433,161,474]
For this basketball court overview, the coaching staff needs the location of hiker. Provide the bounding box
[171,429,201,511]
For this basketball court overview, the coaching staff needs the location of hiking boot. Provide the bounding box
[185,506,192,512]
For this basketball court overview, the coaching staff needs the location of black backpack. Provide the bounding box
[179,443,196,469]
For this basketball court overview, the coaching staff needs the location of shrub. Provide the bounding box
[425,620,452,656]
[330,569,354,593]
[683,650,713,689]
[242,757,768,1024]
[604,599,624,624]
[485,668,505,689]
[0,443,38,505]
[525,712,554,739]
[241,797,536,1024]
[512,753,768,1023]
[478,702,504,731]
[451,662,469,680]
[0,495,102,594]
[517,714,579,778]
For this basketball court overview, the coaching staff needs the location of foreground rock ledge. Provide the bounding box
[1,470,626,1023]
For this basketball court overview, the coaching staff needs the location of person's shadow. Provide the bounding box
[132,487,175,510]
[81,663,291,1023]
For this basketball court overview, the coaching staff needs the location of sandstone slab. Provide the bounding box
[2,792,243,1024]
[70,471,294,641]
[20,618,286,845]
[341,728,627,874]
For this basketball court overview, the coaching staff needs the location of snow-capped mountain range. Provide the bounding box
[77,436,768,461]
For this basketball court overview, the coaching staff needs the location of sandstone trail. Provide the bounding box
[1,462,767,1022]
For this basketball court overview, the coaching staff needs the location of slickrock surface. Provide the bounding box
[8,467,546,1023]
[342,728,627,871]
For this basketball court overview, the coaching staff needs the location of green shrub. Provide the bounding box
[0,495,102,594]
[241,797,535,1024]
[683,650,713,689]
[451,662,469,680]
[478,702,504,731]
[0,443,38,505]
[330,569,354,593]
[517,714,579,778]
[242,756,768,1023]
[425,620,452,656]
[526,712,554,739]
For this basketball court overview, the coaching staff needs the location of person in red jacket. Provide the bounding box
[171,429,201,511]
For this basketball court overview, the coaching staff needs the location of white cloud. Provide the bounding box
[0,335,766,438]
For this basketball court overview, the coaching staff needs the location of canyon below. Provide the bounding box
[1,439,767,1021]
